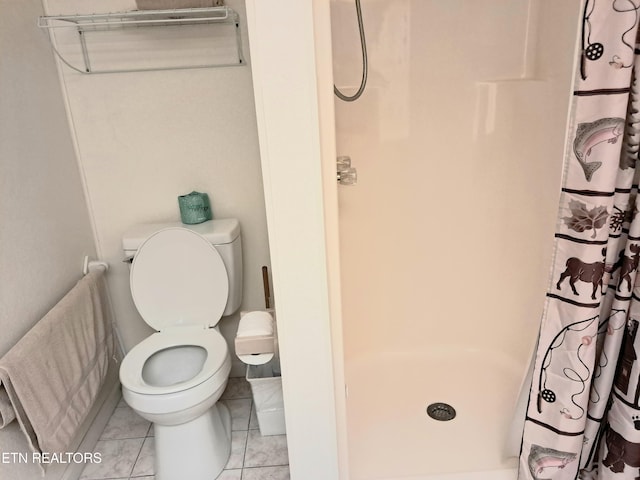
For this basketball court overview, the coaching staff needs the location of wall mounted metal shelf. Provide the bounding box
[38,7,245,74]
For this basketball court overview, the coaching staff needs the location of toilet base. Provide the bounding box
[154,402,231,480]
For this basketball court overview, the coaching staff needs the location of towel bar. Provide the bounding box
[82,256,109,275]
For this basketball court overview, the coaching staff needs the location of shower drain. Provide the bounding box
[426,402,456,421]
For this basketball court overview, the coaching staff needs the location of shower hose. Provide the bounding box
[334,0,368,102]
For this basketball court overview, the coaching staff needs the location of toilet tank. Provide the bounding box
[122,219,243,316]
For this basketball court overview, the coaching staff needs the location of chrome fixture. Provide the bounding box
[337,156,357,186]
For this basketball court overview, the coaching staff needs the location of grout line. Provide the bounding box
[127,438,145,479]
[242,464,290,469]
[239,400,253,479]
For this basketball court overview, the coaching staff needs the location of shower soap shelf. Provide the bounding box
[37,6,245,74]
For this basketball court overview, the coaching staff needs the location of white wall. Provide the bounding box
[246,0,341,478]
[0,0,96,358]
[43,0,271,373]
[333,0,581,362]
[0,0,97,477]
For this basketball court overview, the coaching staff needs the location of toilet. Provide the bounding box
[119,219,242,480]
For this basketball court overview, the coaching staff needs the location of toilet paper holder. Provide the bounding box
[235,334,276,356]
[235,309,277,357]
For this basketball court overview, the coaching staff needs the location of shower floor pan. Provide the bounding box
[345,348,522,480]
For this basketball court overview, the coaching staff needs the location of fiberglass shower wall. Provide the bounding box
[332,0,582,365]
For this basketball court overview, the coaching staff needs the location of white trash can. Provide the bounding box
[246,361,286,436]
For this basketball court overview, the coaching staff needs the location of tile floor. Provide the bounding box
[80,377,289,480]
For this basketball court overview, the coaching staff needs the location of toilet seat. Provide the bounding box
[120,328,229,395]
[122,227,232,396]
[130,227,229,331]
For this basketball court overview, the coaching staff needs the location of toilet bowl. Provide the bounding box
[119,223,242,480]
[120,328,231,425]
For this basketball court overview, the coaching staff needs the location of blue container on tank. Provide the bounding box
[178,191,212,225]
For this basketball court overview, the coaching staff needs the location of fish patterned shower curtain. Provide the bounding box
[518,2,640,479]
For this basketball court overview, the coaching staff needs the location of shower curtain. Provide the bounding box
[519,2,640,480]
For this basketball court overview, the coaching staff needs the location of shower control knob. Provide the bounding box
[337,156,352,170]
[337,167,358,186]
[337,155,357,186]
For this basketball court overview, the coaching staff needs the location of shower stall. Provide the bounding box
[246,0,584,478]
[330,1,582,478]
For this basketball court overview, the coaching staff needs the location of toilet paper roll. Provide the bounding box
[237,311,273,337]
[236,311,274,365]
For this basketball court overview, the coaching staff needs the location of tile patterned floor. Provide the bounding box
[80,377,289,480]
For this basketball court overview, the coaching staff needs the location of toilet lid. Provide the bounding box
[130,228,229,331]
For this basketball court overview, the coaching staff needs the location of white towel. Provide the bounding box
[0,270,114,467]
[0,388,15,427]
